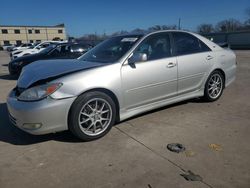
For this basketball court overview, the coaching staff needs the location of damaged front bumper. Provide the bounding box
[7,89,76,135]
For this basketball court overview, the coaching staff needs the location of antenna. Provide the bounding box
[178,18,181,30]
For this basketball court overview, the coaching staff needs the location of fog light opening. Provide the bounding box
[22,123,42,130]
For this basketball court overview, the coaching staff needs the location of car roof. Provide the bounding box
[115,30,200,37]
[112,30,195,38]
[111,34,145,38]
[54,42,92,47]
[53,42,73,47]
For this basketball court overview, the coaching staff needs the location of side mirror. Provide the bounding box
[128,52,147,65]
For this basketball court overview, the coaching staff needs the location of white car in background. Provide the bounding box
[10,41,63,60]
[2,44,15,51]
[11,43,34,52]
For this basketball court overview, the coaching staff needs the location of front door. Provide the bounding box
[121,32,178,110]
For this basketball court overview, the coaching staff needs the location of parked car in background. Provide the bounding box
[2,44,15,51]
[7,30,236,141]
[7,45,17,52]
[10,41,63,59]
[11,43,34,52]
[9,43,92,75]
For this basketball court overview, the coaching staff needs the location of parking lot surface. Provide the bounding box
[0,50,249,188]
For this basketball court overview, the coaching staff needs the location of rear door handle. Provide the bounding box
[206,55,214,60]
[167,62,176,68]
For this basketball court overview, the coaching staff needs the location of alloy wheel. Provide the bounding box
[78,98,112,136]
[208,73,223,99]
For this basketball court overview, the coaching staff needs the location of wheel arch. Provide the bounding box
[211,68,226,88]
[68,88,120,128]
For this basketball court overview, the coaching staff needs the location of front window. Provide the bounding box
[80,35,142,63]
[48,45,70,56]
[38,43,50,49]
[39,46,55,54]
[134,33,172,61]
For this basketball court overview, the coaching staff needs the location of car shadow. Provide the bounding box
[117,99,197,123]
[0,98,208,145]
[0,103,81,145]
[0,74,17,80]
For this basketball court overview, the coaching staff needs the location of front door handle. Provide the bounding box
[167,62,176,68]
[206,55,214,60]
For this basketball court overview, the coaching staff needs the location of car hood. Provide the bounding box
[12,49,23,54]
[21,48,37,53]
[11,53,42,63]
[14,48,37,55]
[17,59,105,88]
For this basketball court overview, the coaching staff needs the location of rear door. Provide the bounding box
[172,32,215,95]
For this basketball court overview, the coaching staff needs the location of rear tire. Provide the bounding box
[203,70,224,102]
[68,91,116,141]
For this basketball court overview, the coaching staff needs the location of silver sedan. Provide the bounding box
[7,30,236,141]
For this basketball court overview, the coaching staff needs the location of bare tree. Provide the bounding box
[130,28,145,34]
[148,25,177,31]
[244,7,250,29]
[215,19,242,32]
[161,25,177,30]
[197,24,214,34]
[244,19,250,28]
[111,30,129,36]
[246,7,250,17]
[148,25,162,31]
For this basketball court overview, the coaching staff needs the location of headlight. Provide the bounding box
[18,83,62,101]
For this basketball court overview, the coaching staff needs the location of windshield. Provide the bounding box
[39,46,55,54]
[79,35,142,63]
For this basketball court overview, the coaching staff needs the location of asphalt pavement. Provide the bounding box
[0,50,249,188]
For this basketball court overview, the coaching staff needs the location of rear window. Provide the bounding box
[173,32,211,56]
[199,40,211,52]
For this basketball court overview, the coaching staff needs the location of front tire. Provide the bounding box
[203,70,224,102]
[68,91,116,141]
